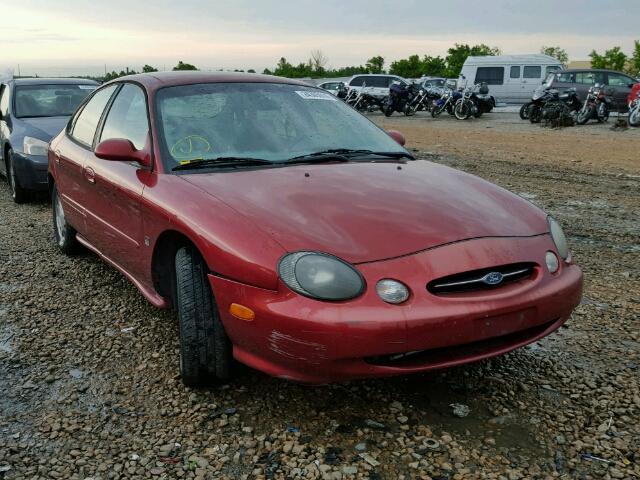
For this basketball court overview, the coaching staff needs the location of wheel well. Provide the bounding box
[47,173,55,197]
[3,143,10,171]
[151,230,200,309]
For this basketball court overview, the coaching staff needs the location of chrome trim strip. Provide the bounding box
[431,268,532,290]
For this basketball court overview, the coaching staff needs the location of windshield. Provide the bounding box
[14,84,96,118]
[156,82,407,169]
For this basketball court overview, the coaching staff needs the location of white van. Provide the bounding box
[459,54,563,104]
[346,74,410,98]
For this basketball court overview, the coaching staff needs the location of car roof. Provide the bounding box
[557,68,631,74]
[350,74,400,77]
[110,71,311,90]
[13,78,99,86]
[464,54,561,65]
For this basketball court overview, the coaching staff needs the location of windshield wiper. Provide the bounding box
[285,149,415,163]
[172,157,274,171]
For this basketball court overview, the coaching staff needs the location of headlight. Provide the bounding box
[548,217,569,259]
[278,252,365,301]
[23,136,49,156]
[376,279,410,304]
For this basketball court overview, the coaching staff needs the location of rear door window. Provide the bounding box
[475,67,504,85]
[510,66,521,79]
[607,72,634,86]
[70,85,118,147]
[523,66,542,79]
[349,77,365,87]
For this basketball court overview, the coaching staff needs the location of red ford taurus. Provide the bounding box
[48,72,583,386]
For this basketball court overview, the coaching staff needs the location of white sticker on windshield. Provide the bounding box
[78,85,97,90]
[295,90,336,101]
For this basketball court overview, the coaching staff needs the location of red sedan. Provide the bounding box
[48,72,582,385]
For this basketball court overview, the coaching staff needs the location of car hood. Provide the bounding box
[20,116,69,140]
[182,160,549,264]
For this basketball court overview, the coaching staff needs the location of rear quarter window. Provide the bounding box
[523,66,542,79]
[475,67,504,85]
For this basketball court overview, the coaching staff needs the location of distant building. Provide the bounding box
[567,60,592,69]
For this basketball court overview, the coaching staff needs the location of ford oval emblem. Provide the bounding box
[482,272,504,285]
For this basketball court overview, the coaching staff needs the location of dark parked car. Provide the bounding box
[0,78,98,202]
[48,72,581,386]
[544,69,638,111]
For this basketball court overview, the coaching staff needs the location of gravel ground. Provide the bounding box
[1,115,639,479]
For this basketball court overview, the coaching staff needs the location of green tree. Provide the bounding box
[142,64,158,73]
[389,55,424,78]
[172,61,198,71]
[366,56,385,74]
[631,40,640,76]
[540,46,569,65]
[589,47,627,71]
[247,69,256,73]
[422,56,447,77]
[445,43,501,78]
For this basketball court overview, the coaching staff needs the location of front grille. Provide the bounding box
[427,263,535,295]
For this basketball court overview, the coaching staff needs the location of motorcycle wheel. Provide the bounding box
[529,105,542,124]
[576,106,593,125]
[629,107,640,127]
[519,102,532,120]
[597,103,609,123]
[431,107,442,118]
[454,100,471,120]
[383,106,394,117]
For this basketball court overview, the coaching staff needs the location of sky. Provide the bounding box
[1,0,639,77]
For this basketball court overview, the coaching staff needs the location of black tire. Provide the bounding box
[431,106,443,118]
[6,149,29,204]
[597,103,609,123]
[629,106,640,127]
[519,102,532,120]
[51,183,79,254]
[175,245,231,387]
[529,105,542,124]
[576,106,593,125]
[383,106,394,117]
[454,100,471,120]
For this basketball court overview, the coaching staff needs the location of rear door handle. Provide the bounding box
[83,166,95,184]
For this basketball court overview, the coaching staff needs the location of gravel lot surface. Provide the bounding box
[1,113,639,479]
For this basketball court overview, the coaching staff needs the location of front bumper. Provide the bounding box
[210,235,583,384]
[12,152,48,191]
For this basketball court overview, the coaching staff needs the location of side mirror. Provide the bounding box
[387,130,406,146]
[95,138,151,167]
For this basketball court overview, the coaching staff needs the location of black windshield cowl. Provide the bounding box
[172,157,274,171]
[285,149,415,164]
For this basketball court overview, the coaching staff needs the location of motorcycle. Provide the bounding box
[345,85,385,113]
[576,83,614,125]
[525,86,560,123]
[627,86,640,127]
[453,82,494,120]
[431,88,461,118]
[383,81,420,116]
[540,88,581,125]
[402,86,432,116]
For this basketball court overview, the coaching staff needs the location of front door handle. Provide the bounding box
[54,150,61,164]
[83,166,96,184]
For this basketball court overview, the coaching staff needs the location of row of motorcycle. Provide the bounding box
[337,80,496,120]
[520,83,640,127]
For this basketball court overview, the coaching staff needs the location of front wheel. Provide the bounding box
[529,105,542,123]
[52,183,80,254]
[175,245,231,387]
[629,106,640,127]
[6,149,29,204]
[431,105,443,118]
[519,102,532,120]
[576,106,594,125]
[454,100,471,120]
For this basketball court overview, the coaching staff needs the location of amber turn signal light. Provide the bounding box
[229,303,255,321]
